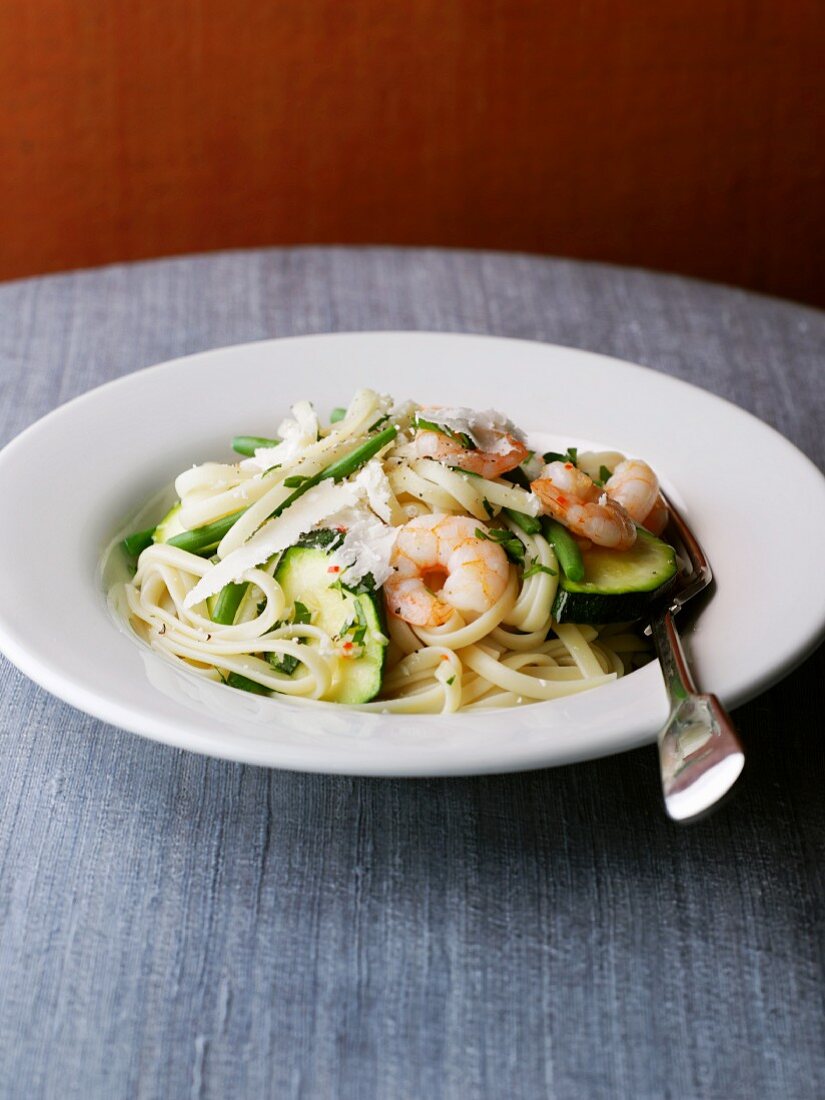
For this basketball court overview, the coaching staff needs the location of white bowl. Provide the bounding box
[0,332,823,774]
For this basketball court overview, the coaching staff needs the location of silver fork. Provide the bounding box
[647,496,744,822]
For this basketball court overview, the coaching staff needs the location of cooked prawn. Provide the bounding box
[384,514,511,627]
[604,458,668,534]
[412,429,528,479]
[604,459,657,522]
[531,461,637,550]
[640,493,668,535]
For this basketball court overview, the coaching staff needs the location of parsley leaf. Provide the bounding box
[523,561,558,579]
[348,600,369,646]
[292,601,312,625]
[341,574,376,596]
[413,414,475,450]
[475,526,525,564]
[501,465,532,490]
[267,652,301,676]
[336,599,369,652]
[542,447,578,466]
[298,528,344,552]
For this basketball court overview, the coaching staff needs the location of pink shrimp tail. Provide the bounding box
[449,435,528,478]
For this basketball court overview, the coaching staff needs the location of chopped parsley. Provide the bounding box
[298,528,344,552]
[292,601,312,625]
[267,652,301,676]
[413,414,475,450]
[261,600,312,675]
[501,465,532,491]
[542,446,578,466]
[523,561,558,579]
[336,599,369,653]
[340,574,377,596]
[475,526,525,565]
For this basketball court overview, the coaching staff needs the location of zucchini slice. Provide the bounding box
[274,541,387,704]
[153,501,186,544]
[551,528,678,624]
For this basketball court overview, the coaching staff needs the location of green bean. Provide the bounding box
[321,425,397,481]
[168,426,398,555]
[329,407,347,423]
[167,509,246,556]
[232,435,280,456]
[504,508,542,535]
[268,424,398,520]
[542,518,585,582]
[121,527,156,560]
[211,582,248,625]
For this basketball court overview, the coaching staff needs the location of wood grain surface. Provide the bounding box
[1,2,823,303]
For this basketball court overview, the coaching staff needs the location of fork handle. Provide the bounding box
[649,610,745,822]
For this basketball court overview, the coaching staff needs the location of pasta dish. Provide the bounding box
[114,390,677,712]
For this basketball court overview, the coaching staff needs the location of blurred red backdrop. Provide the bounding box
[1,1,823,303]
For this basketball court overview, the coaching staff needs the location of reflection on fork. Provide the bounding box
[647,495,745,822]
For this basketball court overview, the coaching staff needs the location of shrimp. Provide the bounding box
[531,461,637,550]
[384,514,511,627]
[604,458,668,535]
[640,494,669,535]
[412,429,528,479]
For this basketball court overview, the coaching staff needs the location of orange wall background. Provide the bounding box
[1,1,823,304]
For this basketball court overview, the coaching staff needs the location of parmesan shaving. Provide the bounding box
[418,406,526,453]
[241,400,320,472]
[352,459,394,523]
[326,509,399,587]
[183,481,357,607]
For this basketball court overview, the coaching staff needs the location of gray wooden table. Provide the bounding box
[1,248,823,1100]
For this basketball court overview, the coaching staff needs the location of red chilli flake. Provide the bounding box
[327,565,341,573]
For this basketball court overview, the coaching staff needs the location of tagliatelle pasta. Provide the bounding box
[111,389,662,713]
